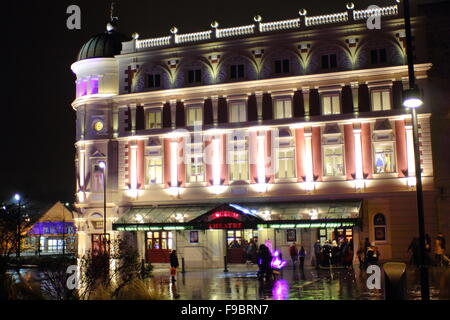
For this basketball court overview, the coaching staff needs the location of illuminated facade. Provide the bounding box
[71,2,439,268]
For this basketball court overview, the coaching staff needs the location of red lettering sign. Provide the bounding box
[208,222,243,229]
[210,211,240,220]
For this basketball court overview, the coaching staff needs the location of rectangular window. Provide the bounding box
[90,78,99,94]
[188,69,202,84]
[371,48,387,65]
[321,54,337,69]
[274,99,292,119]
[81,80,87,96]
[92,163,105,193]
[147,74,161,88]
[323,145,345,176]
[371,89,391,111]
[276,148,295,179]
[186,139,204,183]
[229,102,247,123]
[146,109,162,129]
[322,94,341,115]
[230,64,245,79]
[374,142,396,174]
[186,106,203,126]
[274,59,290,74]
[146,157,163,185]
[229,135,249,181]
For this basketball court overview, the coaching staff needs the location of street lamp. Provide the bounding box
[98,161,108,254]
[14,194,21,260]
[401,0,430,300]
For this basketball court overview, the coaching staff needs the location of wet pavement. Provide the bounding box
[149,264,445,300]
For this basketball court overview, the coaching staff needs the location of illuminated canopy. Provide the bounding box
[113,200,362,231]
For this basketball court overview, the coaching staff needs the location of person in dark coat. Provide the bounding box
[314,240,321,268]
[257,244,273,280]
[408,237,420,268]
[170,250,179,282]
[298,246,306,270]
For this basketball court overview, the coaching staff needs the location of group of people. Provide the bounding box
[289,243,307,269]
[314,238,356,268]
[229,238,259,264]
[407,232,448,267]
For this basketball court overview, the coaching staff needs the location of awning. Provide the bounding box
[113,200,362,231]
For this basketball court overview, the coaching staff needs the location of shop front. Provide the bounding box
[113,201,362,267]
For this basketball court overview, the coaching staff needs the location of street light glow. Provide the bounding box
[403,88,423,109]
[98,161,106,169]
[14,194,20,201]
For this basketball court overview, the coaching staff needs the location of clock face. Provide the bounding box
[93,120,104,132]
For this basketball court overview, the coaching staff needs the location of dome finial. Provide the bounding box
[107,2,118,32]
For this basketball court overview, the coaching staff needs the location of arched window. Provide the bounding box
[373,213,387,241]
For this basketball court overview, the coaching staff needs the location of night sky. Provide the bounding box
[0,0,431,203]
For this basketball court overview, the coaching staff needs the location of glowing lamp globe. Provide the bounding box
[403,88,423,109]
[99,161,106,169]
[14,194,21,201]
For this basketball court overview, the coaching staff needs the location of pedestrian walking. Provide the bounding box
[342,238,353,268]
[366,243,380,266]
[298,246,306,270]
[314,240,321,269]
[289,242,298,268]
[170,250,179,282]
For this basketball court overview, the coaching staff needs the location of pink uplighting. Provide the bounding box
[271,250,288,270]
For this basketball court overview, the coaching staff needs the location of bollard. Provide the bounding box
[224,256,229,273]
[383,262,407,300]
[181,257,186,274]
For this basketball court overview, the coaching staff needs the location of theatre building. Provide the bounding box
[71,2,441,268]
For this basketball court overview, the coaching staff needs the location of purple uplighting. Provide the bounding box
[271,250,288,270]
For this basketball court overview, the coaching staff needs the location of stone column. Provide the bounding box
[255,91,264,122]
[302,87,310,120]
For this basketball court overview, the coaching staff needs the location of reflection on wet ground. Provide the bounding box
[150,265,444,300]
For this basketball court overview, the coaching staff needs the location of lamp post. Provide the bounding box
[402,0,430,300]
[98,161,108,254]
[14,194,21,260]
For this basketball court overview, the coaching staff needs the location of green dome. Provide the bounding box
[77,25,131,61]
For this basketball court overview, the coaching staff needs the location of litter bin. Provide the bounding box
[383,262,407,300]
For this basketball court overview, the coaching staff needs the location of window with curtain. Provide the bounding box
[274,99,292,119]
[186,105,203,126]
[228,134,249,181]
[146,156,163,185]
[186,138,204,183]
[322,94,341,115]
[229,101,247,123]
[323,145,345,176]
[146,108,162,129]
[275,130,296,179]
[371,89,392,111]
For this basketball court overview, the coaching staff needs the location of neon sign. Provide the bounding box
[210,211,240,220]
[208,222,243,229]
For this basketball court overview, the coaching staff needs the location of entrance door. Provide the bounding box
[226,230,258,264]
[145,231,173,263]
[91,234,110,256]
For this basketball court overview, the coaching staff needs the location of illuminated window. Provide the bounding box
[228,133,249,181]
[371,89,391,111]
[47,239,64,253]
[229,101,247,123]
[146,231,173,250]
[274,99,292,119]
[145,109,162,129]
[373,142,396,174]
[90,78,99,94]
[186,105,203,126]
[186,136,204,183]
[91,162,105,192]
[146,143,163,185]
[321,94,341,115]
[147,74,161,88]
[321,54,337,69]
[275,130,295,179]
[274,59,290,74]
[187,69,202,84]
[230,64,245,80]
[323,145,345,176]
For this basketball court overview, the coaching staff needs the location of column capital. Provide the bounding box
[301,87,310,94]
